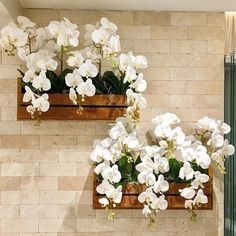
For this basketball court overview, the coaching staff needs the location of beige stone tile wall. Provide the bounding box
[0,9,225,235]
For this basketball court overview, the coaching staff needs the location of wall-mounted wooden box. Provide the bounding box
[17,79,127,120]
[93,169,213,210]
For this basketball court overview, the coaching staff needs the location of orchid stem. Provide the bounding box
[60,46,64,74]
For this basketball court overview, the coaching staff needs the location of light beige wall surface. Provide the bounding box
[0,9,225,236]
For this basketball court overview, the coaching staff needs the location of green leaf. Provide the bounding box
[46,70,60,93]
[168,158,181,181]
[132,156,141,182]
[58,69,73,93]
[117,154,133,178]
[17,69,25,77]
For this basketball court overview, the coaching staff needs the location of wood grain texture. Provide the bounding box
[17,78,127,120]
[93,168,213,210]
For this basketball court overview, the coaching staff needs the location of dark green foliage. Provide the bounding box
[19,69,130,95]
[168,158,182,181]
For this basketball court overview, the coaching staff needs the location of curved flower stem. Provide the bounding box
[98,46,102,78]
[148,214,155,227]
[188,208,197,221]
[60,46,64,74]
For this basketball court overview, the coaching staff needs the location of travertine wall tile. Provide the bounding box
[171,12,207,26]
[0,9,225,236]
[40,163,77,176]
[1,163,39,176]
[188,26,225,40]
[134,39,170,53]
[171,40,206,53]
[134,11,170,26]
[151,26,188,39]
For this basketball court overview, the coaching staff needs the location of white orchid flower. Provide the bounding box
[90,142,112,163]
[102,35,121,57]
[138,169,156,186]
[65,69,83,88]
[179,162,194,180]
[209,131,224,148]
[220,123,231,135]
[106,185,123,203]
[138,188,157,204]
[168,126,186,145]
[221,140,235,156]
[159,140,168,148]
[96,179,114,195]
[17,47,27,61]
[79,59,98,78]
[91,27,110,45]
[153,175,169,194]
[153,155,169,174]
[76,78,96,98]
[23,70,36,83]
[136,154,169,175]
[69,88,77,105]
[154,124,171,139]
[193,189,208,206]
[141,145,164,159]
[36,55,58,71]
[108,35,121,53]
[100,17,118,33]
[152,113,180,127]
[23,86,35,102]
[98,197,109,207]
[109,121,127,140]
[94,161,110,175]
[84,24,97,45]
[26,49,57,72]
[67,51,84,67]
[26,105,36,115]
[152,195,168,211]
[47,18,79,47]
[185,200,194,210]
[179,187,196,199]
[101,164,121,184]
[195,145,211,169]
[119,53,131,72]
[191,171,209,189]
[100,138,113,148]
[130,73,147,92]
[17,16,35,30]
[82,46,102,63]
[0,24,28,49]
[31,94,50,112]
[123,132,140,150]
[32,71,51,91]
[132,55,148,69]
[197,116,218,132]
[123,66,137,83]
[126,89,147,109]
[142,204,152,217]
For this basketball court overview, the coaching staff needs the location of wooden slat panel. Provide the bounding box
[17,107,126,120]
[93,195,213,210]
[17,78,127,120]
[18,94,127,106]
[93,169,213,210]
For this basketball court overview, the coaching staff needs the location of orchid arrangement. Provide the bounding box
[90,111,235,225]
[0,16,147,119]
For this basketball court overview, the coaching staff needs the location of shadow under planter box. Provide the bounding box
[93,169,213,210]
[17,79,128,120]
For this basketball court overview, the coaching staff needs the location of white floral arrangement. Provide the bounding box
[91,111,235,224]
[0,16,147,119]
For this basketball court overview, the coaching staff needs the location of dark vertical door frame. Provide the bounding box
[224,54,236,236]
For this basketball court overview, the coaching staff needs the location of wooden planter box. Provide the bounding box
[17,79,127,120]
[93,169,213,210]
